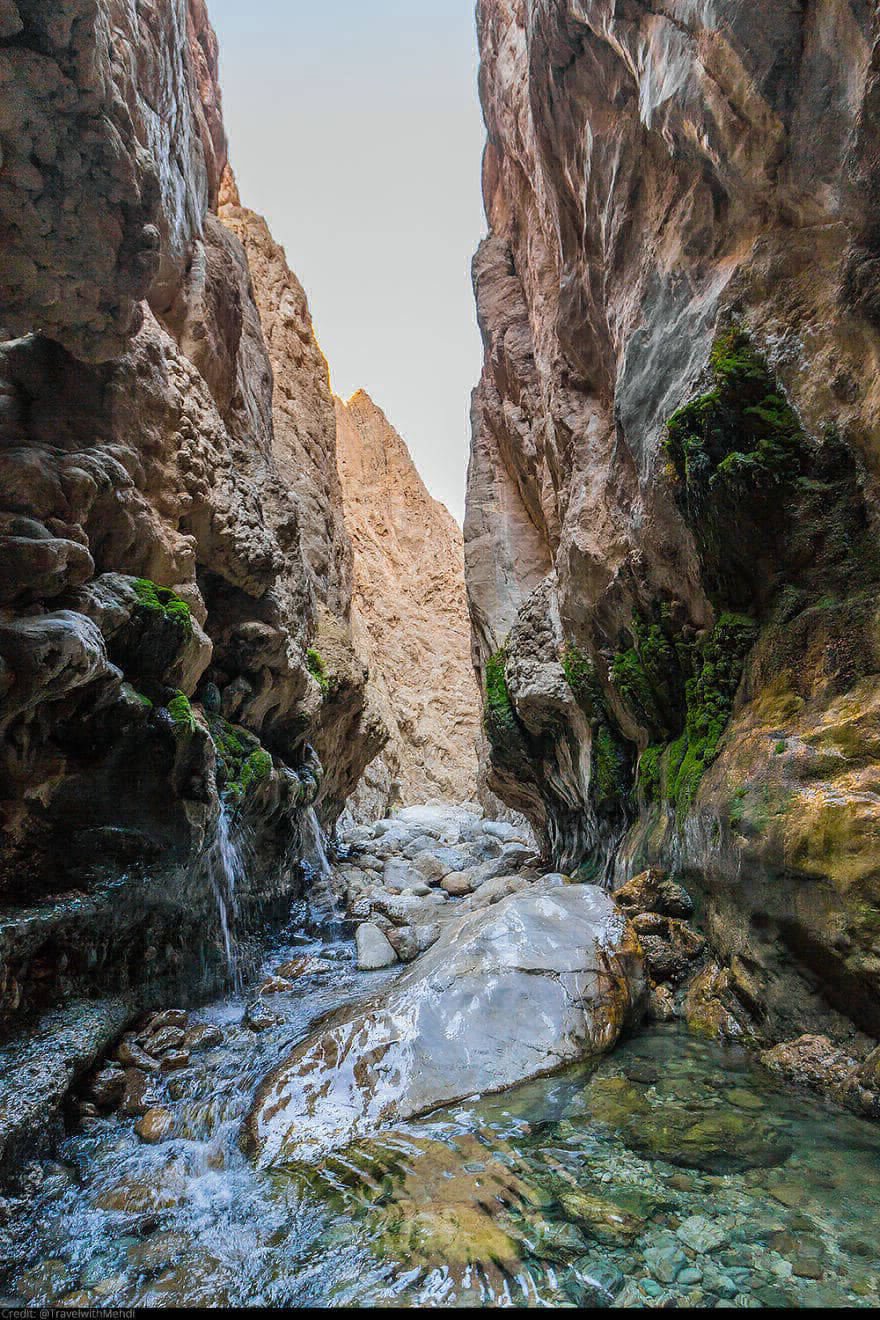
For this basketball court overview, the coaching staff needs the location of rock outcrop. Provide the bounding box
[466,0,880,1047]
[335,390,480,817]
[0,0,381,1042]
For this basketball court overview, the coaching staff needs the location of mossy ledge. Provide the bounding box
[207,713,274,806]
[306,647,333,697]
[483,645,528,766]
[133,578,193,635]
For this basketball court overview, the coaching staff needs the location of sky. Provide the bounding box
[207,1,486,522]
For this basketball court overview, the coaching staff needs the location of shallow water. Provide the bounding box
[8,907,880,1309]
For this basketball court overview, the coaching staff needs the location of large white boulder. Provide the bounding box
[243,880,645,1164]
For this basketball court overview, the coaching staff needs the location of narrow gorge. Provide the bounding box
[2,0,880,1310]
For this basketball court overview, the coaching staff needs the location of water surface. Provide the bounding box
[9,909,880,1309]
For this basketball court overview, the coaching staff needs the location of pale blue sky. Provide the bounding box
[208,1,485,521]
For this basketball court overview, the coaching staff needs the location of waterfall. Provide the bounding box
[300,806,342,928]
[205,804,246,992]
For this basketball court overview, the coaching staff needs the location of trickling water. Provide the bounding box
[299,808,341,928]
[204,806,246,993]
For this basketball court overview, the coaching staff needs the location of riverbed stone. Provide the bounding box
[355,923,398,970]
[677,1215,728,1253]
[386,923,441,963]
[116,1034,162,1073]
[441,870,477,896]
[135,1107,175,1143]
[242,880,645,1164]
[182,1023,223,1052]
[118,1069,164,1118]
[85,1064,126,1108]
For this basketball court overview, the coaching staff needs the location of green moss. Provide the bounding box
[591,723,631,813]
[560,643,604,712]
[239,747,272,793]
[167,691,195,734]
[484,646,525,763]
[666,328,803,492]
[560,641,633,816]
[307,647,331,696]
[774,739,786,754]
[667,613,758,819]
[134,579,193,635]
[206,713,272,804]
[120,681,153,711]
[664,327,806,606]
[637,744,663,803]
[610,614,688,738]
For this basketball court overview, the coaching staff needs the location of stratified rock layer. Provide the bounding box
[335,391,481,817]
[465,0,880,1044]
[0,0,381,1036]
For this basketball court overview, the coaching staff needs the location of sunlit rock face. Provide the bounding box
[334,390,482,819]
[243,879,645,1164]
[0,1,382,1026]
[465,0,880,1039]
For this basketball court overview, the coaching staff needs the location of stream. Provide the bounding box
[5,809,880,1309]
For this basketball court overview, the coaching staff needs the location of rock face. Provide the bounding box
[466,1,880,1043]
[335,390,481,817]
[0,0,382,1034]
[243,878,645,1164]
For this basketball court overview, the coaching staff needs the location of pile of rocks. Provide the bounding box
[337,805,543,970]
[77,1009,223,1143]
[614,869,707,1020]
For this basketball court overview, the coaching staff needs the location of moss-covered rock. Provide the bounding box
[483,645,528,765]
[133,579,193,634]
[206,714,273,806]
[306,647,332,697]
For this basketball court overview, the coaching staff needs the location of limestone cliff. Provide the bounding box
[466,0,880,1048]
[0,0,382,1036]
[335,391,481,817]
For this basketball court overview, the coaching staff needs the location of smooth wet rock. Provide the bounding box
[118,1069,164,1118]
[85,1064,126,1109]
[275,956,335,979]
[143,1010,188,1032]
[141,1026,186,1055]
[556,1188,645,1245]
[243,880,645,1164]
[355,923,398,970]
[116,1035,162,1073]
[257,976,295,997]
[386,923,441,963]
[182,1023,223,1052]
[159,1050,190,1072]
[135,1107,175,1144]
[677,1215,728,1254]
[615,870,694,919]
[580,1074,793,1173]
[243,1002,280,1033]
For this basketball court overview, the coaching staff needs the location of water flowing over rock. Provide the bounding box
[334,390,481,818]
[465,0,880,1046]
[243,879,645,1164]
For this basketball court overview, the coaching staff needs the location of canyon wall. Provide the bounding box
[466,0,880,1048]
[335,390,481,818]
[0,0,384,1042]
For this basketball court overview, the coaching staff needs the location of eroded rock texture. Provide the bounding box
[0,0,381,1036]
[335,390,481,817]
[466,0,880,1043]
